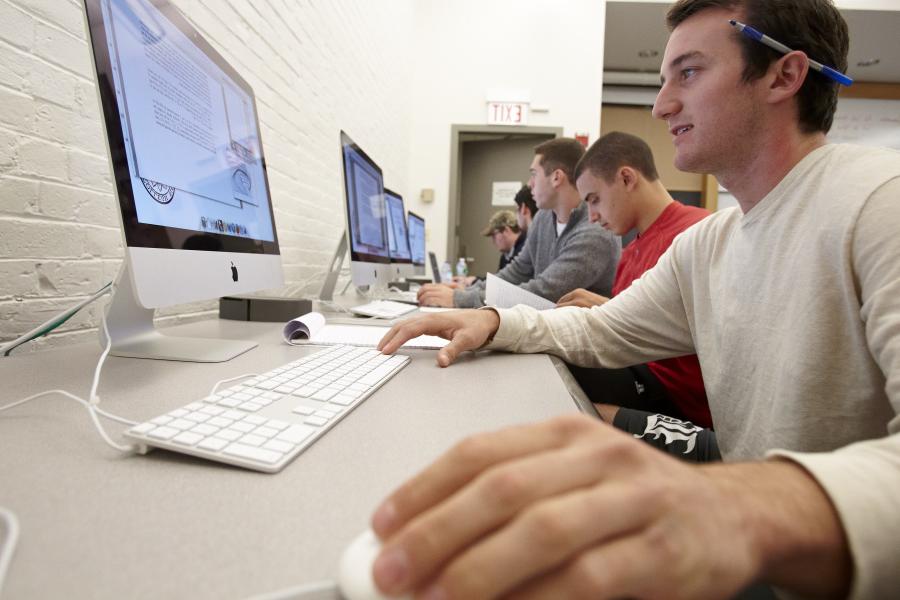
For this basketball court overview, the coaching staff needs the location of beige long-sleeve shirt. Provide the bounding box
[487,144,900,598]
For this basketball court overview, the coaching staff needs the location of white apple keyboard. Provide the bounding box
[350,300,418,319]
[125,345,409,473]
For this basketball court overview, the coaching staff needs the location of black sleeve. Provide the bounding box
[612,408,721,463]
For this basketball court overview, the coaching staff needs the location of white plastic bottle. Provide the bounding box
[440,261,453,282]
[455,258,468,278]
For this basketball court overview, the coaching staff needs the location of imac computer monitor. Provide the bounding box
[384,188,412,279]
[84,0,283,361]
[407,211,426,277]
[339,131,391,288]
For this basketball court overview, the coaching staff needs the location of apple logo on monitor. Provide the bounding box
[231,262,239,282]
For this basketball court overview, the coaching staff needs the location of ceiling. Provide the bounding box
[603,2,900,84]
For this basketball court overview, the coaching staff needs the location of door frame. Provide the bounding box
[447,124,564,260]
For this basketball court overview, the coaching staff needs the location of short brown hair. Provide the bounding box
[666,0,848,134]
[574,132,660,184]
[533,138,585,185]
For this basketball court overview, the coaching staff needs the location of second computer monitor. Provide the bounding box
[340,131,392,288]
[384,188,412,279]
[407,211,426,277]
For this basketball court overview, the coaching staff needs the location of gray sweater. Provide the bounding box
[454,201,620,308]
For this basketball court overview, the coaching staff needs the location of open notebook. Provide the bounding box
[283,312,448,349]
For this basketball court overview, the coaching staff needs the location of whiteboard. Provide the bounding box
[827,98,900,151]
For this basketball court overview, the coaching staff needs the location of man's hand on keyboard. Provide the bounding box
[416,283,456,308]
[377,310,500,367]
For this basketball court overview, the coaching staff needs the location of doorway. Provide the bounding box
[448,125,562,278]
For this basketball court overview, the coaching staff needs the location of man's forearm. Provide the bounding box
[702,461,852,598]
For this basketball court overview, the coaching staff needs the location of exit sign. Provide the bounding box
[487,101,529,126]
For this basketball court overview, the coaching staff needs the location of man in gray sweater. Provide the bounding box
[417,138,620,308]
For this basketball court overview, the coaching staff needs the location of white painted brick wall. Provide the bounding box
[0,0,414,354]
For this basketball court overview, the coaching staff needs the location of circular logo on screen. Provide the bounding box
[141,178,175,204]
[232,167,252,195]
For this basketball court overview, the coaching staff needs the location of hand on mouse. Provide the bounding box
[366,414,850,599]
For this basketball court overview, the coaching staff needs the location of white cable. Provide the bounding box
[0,507,20,597]
[0,313,137,454]
[0,283,112,357]
[0,390,136,426]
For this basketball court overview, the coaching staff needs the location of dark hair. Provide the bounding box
[574,132,660,184]
[513,185,537,217]
[533,138,585,185]
[666,0,848,134]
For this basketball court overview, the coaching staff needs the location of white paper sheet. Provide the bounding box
[484,273,556,310]
[283,312,448,349]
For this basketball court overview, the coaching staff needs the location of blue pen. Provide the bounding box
[729,19,853,87]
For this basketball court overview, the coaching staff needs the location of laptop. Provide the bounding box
[429,251,442,284]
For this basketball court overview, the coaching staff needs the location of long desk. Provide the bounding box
[0,315,587,598]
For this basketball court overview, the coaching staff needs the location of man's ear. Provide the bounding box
[767,50,808,105]
[620,166,639,190]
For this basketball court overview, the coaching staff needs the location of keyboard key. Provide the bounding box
[200,406,225,416]
[184,412,210,423]
[197,437,229,452]
[222,410,246,420]
[292,405,315,416]
[239,401,263,412]
[359,364,399,386]
[239,434,266,447]
[266,419,290,431]
[304,416,328,427]
[148,426,178,440]
[254,426,279,439]
[223,443,282,465]
[218,397,242,408]
[217,429,243,441]
[168,418,195,431]
[244,415,267,425]
[312,388,340,401]
[173,432,204,446]
[168,408,189,418]
[191,424,219,436]
[330,394,358,406]
[314,408,338,418]
[263,439,294,454]
[207,416,233,428]
[277,425,315,444]
[130,422,155,435]
[150,415,173,426]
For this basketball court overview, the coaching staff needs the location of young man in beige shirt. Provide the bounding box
[372,1,900,598]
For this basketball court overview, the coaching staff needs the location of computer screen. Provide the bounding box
[339,131,391,287]
[84,0,283,361]
[385,189,411,263]
[407,211,426,274]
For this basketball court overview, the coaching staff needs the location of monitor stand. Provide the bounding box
[319,234,348,302]
[101,263,257,363]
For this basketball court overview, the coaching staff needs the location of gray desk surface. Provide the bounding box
[0,315,584,599]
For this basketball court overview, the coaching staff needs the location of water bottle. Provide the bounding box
[455,258,468,278]
[440,261,453,282]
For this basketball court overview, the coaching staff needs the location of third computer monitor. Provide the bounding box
[339,131,391,288]
[384,188,412,279]
[407,211,426,277]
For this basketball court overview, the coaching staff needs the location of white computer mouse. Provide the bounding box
[337,529,410,600]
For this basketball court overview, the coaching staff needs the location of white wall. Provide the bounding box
[406,0,607,260]
[0,0,414,352]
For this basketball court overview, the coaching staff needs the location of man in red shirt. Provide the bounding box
[558,132,714,452]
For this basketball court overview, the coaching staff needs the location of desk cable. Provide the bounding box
[0,282,113,357]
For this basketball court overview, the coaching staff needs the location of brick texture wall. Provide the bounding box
[0,0,413,353]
